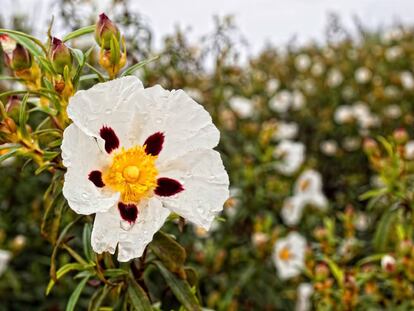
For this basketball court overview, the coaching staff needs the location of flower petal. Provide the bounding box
[129,85,220,163]
[91,198,170,261]
[157,149,229,229]
[117,198,170,262]
[67,76,144,149]
[62,123,120,214]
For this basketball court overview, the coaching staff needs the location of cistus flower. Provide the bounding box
[294,169,328,209]
[61,76,229,261]
[50,37,72,74]
[95,13,120,50]
[228,96,254,119]
[381,254,396,273]
[295,283,314,311]
[273,232,306,280]
[274,140,305,176]
[0,250,11,277]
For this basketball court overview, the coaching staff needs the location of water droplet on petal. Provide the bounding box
[105,108,112,114]
[81,192,89,199]
[120,220,134,231]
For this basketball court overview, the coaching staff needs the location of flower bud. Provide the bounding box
[50,37,72,74]
[315,262,329,281]
[5,96,20,123]
[393,128,408,144]
[5,43,32,71]
[95,13,120,49]
[363,138,379,155]
[381,254,396,273]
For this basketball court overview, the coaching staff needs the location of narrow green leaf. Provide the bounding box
[0,29,47,55]
[149,231,186,274]
[46,263,84,295]
[83,223,94,262]
[127,278,152,311]
[88,284,111,311]
[18,93,29,138]
[63,25,95,42]
[66,275,90,311]
[121,56,159,77]
[154,261,200,311]
[374,208,398,251]
[322,257,344,287]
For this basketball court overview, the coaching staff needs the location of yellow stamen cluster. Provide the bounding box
[278,246,292,261]
[102,146,158,203]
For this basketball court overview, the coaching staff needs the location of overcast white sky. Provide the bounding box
[3,0,414,54]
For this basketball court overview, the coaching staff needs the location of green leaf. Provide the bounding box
[322,257,344,287]
[63,25,95,42]
[0,148,19,164]
[66,275,90,311]
[85,63,106,82]
[88,284,111,311]
[72,46,94,86]
[121,56,159,77]
[154,261,200,311]
[110,35,120,65]
[374,208,398,251]
[46,263,84,295]
[103,269,129,278]
[83,223,94,262]
[127,278,152,311]
[18,93,29,137]
[149,231,186,274]
[79,74,100,82]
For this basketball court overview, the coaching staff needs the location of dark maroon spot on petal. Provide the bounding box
[155,177,184,197]
[118,202,138,223]
[144,132,164,156]
[88,170,105,188]
[100,126,119,153]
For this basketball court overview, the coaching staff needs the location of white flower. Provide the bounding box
[400,71,414,90]
[342,137,361,152]
[0,250,11,277]
[381,255,396,272]
[311,62,325,77]
[295,283,314,311]
[274,140,305,176]
[383,104,401,119]
[281,196,306,226]
[274,121,298,141]
[326,69,343,88]
[385,46,403,61]
[294,169,328,210]
[62,76,229,262]
[269,90,292,113]
[320,140,338,156]
[354,212,370,232]
[334,105,354,124]
[405,141,414,160]
[295,54,311,72]
[266,78,280,94]
[354,67,372,84]
[229,96,254,119]
[273,232,306,280]
[292,90,306,110]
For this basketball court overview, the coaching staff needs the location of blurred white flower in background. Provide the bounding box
[0,250,11,277]
[383,104,402,119]
[354,67,372,84]
[326,68,343,87]
[405,141,414,160]
[274,121,299,141]
[295,54,312,72]
[400,71,414,90]
[266,78,280,94]
[381,254,396,273]
[273,232,306,280]
[229,96,254,119]
[269,90,292,113]
[311,62,325,77]
[385,46,403,61]
[251,232,269,248]
[295,283,314,311]
[342,136,361,152]
[281,196,306,226]
[320,140,338,156]
[292,90,306,109]
[274,140,305,176]
[334,105,354,124]
[294,169,328,210]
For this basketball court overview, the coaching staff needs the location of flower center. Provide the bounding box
[279,246,292,261]
[102,146,158,203]
[299,179,310,192]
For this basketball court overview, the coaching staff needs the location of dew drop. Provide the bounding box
[81,192,89,199]
[105,108,112,114]
[120,220,134,231]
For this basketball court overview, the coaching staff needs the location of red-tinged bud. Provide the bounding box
[0,34,16,54]
[381,254,396,273]
[315,262,329,281]
[95,13,120,49]
[50,37,72,74]
[7,43,32,71]
[393,128,408,144]
[363,138,379,155]
[5,96,20,123]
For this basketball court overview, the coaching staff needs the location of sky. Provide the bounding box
[3,0,414,55]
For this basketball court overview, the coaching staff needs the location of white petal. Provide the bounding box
[157,149,229,230]
[129,85,220,162]
[67,76,144,148]
[281,196,305,226]
[62,124,120,214]
[91,198,170,262]
[117,198,170,262]
[0,250,11,276]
